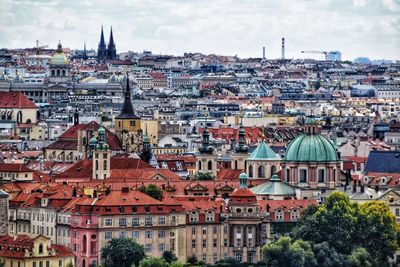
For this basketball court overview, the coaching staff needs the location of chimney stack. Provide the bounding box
[281,37,285,60]
[263,46,266,59]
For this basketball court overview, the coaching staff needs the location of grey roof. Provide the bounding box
[365,151,400,173]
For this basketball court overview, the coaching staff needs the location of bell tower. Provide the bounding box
[92,124,111,179]
[196,115,218,178]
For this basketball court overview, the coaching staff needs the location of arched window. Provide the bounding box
[82,235,87,253]
[271,165,276,175]
[189,211,198,222]
[38,243,43,254]
[248,165,253,178]
[51,70,55,76]
[234,160,238,169]
[56,69,60,76]
[16,111,22,123]
[208,160,212,171]
[95,160,99,171]
[258,165,265,178]
[198,161,202,171]
[62,70,66,76]
[103,160,107,170]
[205,210,214,222]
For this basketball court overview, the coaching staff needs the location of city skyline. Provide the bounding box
[1,0,399,60]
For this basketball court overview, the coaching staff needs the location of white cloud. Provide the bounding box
[0,0,398,60]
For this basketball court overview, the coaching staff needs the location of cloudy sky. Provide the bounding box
[1,0,399,60]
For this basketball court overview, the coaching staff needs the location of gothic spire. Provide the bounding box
[99,26,106,47]
[116,72,139,119]
[109,26,115,48]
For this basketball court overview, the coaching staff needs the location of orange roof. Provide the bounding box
[0,92,37,109]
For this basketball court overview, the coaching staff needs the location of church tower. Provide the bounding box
[196,117,218,178]
[92,125,111,179]
[107,26,117,60]
[97,26,107,62]
[140,127,152,164]
[115,73,142,153]
[231,119,249,170]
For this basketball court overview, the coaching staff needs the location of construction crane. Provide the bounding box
[301,50,328,60]
[34,40,48,66]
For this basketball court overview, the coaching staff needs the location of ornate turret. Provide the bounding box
[234,119,249,153]
[140,126,152,164]
[199,115,214,154]
[239,172,248,188]
[92,122,111,179]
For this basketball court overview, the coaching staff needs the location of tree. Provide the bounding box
[357,201,399,265]
[139,184,163,200]
[101,238,145,267]
[162,251,177,263]
[186,255,198,265]
[262,237,316,267]
[169,262,184,267]
[291,192,400,266]
[346,247,372,267]
[313,242,345,267]
[139,257,169,267]
[194,172,214,181]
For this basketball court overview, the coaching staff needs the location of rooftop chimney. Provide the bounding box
[281,37,285,60]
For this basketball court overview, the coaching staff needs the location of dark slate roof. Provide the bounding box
[365,151,400,173]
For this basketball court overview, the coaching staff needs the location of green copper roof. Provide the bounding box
[247,141,280,160]
[305,116,317,125]
[50,53,69,65]
[284,134,338,162]
[250,175,295,195]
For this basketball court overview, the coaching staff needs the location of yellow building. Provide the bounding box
[0,235,74,267]
[115,75,142,153]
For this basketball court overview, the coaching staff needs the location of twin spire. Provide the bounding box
[98,25,117,62]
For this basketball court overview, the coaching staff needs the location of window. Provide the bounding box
[105,231,112,239]
[39,243,43,254]
[104,218,112,226]
[158,243,165,252]
[192,239,196,248]
[205,211,214,222]
[236,238,242,247]
[130,121,136,127]
[132,231,140,238]
[119,231,126,238]
[189,211,198,222]
[59,260,62,267]
[235,253,242,263]
[299,169,307,183]
[158,230,165,238]
[145,230,152,238]
[202,227,207,235]
[144,244,152,253]
[208,160,212,170]
[192,227,196,235]
[271,165,277,175]
[223,226,228,234]
[202,239,207,248]
[275,209,284,221]
[247,253,254,263]
[258,165,265,178]
[291,209,299,221]
[203,254,207,262]
[119,218,126,227]
[158,217,166,225]
[396,209,400,217]
[213,226,217,234]
[286,168,290,182]
[213,239,217,247]
[132,217,139,226]
[249,165,253,177]
[145,217,153,226]
[224,239,228,247]
[318,169,325,183]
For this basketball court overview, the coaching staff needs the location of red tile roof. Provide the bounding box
[0,235,74,259]
[57,121,122,150]
[0,92,37,109]
[0,163,32,172]
[109,168,182,181]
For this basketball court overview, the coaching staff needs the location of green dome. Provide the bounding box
[89,137,97,145]
[284,134,338,162]
[248,141,280,160]
[96,143,109,150]
[250,174,295,196]
[239,172,248,179]
[50,53,69,65]
[98,126,106,134]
